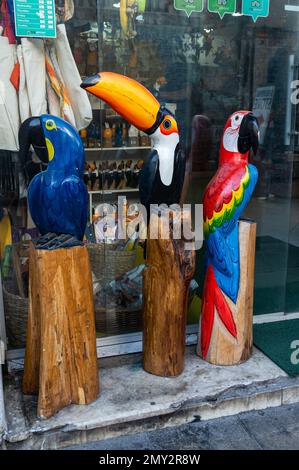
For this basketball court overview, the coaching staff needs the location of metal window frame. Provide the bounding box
[0,271,7,445]
[6,324,199,366]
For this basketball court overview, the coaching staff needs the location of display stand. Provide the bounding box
[143,210,196,377]
[23,243,99,419]
[198,220,257,365]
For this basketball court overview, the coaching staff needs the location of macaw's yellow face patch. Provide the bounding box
[46,138,55,161]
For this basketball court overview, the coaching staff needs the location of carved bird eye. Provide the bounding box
[45,120,57,131]
[232,114,243,129]
[163,119,171,130]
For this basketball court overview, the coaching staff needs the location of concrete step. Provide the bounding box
[3,347,299,450]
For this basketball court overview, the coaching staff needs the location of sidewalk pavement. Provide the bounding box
[66,403,299,450]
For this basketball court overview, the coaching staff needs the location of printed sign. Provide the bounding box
[208,0,236,19]
[242,0,270,22]
[14,0,56,38]
[252,86,275,145]
[174,0,204,17]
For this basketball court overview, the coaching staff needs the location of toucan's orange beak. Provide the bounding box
[81,72,161,132]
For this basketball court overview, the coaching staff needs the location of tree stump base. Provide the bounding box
[143,210,196,377]
[197,220,257,365]
[23,243,99,419]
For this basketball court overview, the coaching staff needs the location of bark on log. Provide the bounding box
[197,220,256,365]
[23,243,99,419]
[143,211,196,377]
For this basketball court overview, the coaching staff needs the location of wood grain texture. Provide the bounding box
[197,220,256,365]
[23,243,99,419]
[143,211,196,377]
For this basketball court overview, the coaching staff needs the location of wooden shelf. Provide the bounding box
[85,146,151,152]
[88,188,139,195]
[88,188,139,220]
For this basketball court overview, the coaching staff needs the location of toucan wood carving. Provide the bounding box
[18,116,88,250]
[201,111,259,360]
[81,72,186,216]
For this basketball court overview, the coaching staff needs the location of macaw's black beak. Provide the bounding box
[18,117,48,168]
[238,113,260,155]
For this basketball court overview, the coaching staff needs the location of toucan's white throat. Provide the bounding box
[151,128,179,186]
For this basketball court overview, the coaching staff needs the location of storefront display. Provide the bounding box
[0,0,298,378]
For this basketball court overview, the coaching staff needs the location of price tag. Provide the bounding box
[173,0,204,17]
[208,0,237,19]
[14,0,56,38]
[242,0,270,22]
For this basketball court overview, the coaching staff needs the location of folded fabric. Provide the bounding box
[46,75,61,118]
[17,45,31,123]
[45,44,76,126]
[0,37,19,151]
[55,24,92,130]
[21,38,47,116]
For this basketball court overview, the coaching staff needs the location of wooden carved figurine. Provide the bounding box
[199,111,259,365]
[81,72,186,215]
[19,116,99,418]
[19,115,88,249]
[82,73,194,376]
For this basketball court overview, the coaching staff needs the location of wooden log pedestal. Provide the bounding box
[23,243,99,419]
[143,210,196,377]
[197,220,257,365]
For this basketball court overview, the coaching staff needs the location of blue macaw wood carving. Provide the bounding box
[19,115,88,250]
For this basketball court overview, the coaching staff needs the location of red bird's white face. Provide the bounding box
[222,111,248,153]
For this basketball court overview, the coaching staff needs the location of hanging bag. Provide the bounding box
[21,38,47,116]
[55,24,92,130]
[17,45,31,122]
[0,37,19,151]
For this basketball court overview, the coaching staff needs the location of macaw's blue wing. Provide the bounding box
[28,173,88,240]
[206,164,258,303]
[60,177,88,240]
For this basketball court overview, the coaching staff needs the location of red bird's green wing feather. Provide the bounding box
[203,164,250,239]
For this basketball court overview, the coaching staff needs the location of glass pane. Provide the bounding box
[1,0,299,352]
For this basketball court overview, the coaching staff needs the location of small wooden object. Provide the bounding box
[143,210,196,377]
[11,244,26,298]
[197,220,257,365]
[23,243,99,419]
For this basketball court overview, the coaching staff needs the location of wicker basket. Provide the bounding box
[87,243,137,284]
[3,281,28,349]
[2,243,138,348]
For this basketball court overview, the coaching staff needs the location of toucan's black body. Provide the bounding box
[139,145,186,215]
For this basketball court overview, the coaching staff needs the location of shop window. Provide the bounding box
[0,0,299,355]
